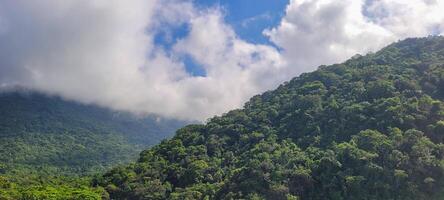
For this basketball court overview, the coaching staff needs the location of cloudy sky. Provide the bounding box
[0,0,443,120]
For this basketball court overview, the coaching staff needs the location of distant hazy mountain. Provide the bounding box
[0,91,188,176]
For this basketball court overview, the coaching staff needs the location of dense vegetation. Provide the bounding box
[0,92,186,199]
[0,176,104,200]
[96,36,444,199]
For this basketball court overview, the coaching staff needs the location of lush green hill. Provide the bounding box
[0,91,187,199]
[96,36,444,200]
[0,91,187,175]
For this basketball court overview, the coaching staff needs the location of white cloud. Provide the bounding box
[172,9,286,117]
[0,0,284,120]
[265,0,444,73]
[0,0,443,121]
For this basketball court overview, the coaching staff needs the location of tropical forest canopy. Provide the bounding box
[0,92,186,199]
[1,36,444,199]
[96,36,444,200]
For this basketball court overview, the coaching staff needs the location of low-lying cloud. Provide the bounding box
[0,0,443,120]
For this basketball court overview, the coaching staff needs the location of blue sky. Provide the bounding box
[154,0,289,76]
[154,0,290,46]
[194,0,289,44]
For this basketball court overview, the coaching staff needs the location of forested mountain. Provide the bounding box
[0,91,187,199]
[0,91,187,175]
[96,36,444,199]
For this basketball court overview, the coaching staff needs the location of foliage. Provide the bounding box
[97,36,444,199]
[0,175,104,200]
[0,92,186,198]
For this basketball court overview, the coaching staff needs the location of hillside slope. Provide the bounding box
[97,36,444,200]
[0,91,187,176]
